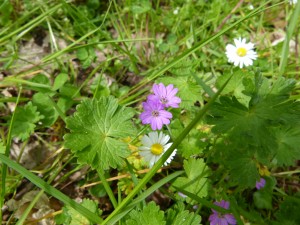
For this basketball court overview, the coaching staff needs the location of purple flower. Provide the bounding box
[148,83,181,108]
[255,178,266,190]
[209,200,236,225]
[140,100,172,130]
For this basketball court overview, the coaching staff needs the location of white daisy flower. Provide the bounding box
[225,37,257,68]
[139,132,177,168]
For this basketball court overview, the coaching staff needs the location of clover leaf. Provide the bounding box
[64,97,136,170]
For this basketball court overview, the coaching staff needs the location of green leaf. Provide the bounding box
[172,158,209,202]
[169,58,198,77]
[59,83,80,98]
[130,0,151,14]
[32,93,58,127]
[10,102,43,140]
[170,119,207,158]
[274,196,300,225]
[253,191,272,210]
[90,75,110,98]
[226,149,259,188]
[52,73,69,91]
[64,97,136,170]
[158,76,202,109]
[272,126,300,166]
[76,47,96,69]
[0,1,13,26]
[28,74,52,93]
[209,74,296,134]
[125,202,165,225]
[216,70,253,106]
[165,202,202,225]
[56,199,102,225]
[207,74,300,164]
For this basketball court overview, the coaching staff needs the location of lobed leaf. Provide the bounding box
[165,202,202,225]
[10,102,43,141]
[172,158,209,202]
[125,201,165,225]
[64,96,136,170]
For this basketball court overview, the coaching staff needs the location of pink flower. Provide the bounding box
[140,100,172,130]
[148,83,181,108]
[209,200,236,225]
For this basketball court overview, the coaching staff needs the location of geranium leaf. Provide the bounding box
[125,201,165,225]
[272,126,300,166]
[274,196,300,225]
[10,102,43,141]
[32,93,58,127]
[56,199,102,225]
[158,76,202,109]
[166,202,202,225]
[64,97,136,170]
[172,158,209,202]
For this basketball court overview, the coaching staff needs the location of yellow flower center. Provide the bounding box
[236,47,247,57]
[151,143,164,155]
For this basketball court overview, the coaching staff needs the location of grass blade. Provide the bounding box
[0,86,22,224]
[0,154,103,224]
[279,0,300,75]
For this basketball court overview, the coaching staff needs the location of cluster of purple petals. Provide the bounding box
[209,200,236,225]
[256,178,266,190]
[140,83,181,130]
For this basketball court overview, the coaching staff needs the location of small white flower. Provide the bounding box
[289,0,297,4]
[225,37,257,68]
[173,7,179,15]
[139,132,176,168]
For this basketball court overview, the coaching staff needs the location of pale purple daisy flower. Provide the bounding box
[209,200,236,225]
[255,178,266,190]
[140,100,172,130]
[148,83,181,108]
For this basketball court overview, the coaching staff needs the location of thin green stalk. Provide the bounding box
[1,77,52,90]
[0,86,22,223]
[47,95,67,123]
[0,97,29,103]
[97,168,118,209]
[16,156,72,224]
[102,74,233,224]
[279,0,300,75]
[192,73,215,98]
[16,190,45,225]
[0,154,102,224]
[0,3,62,44]
[73,61,106,99]
[124,160,139,187]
